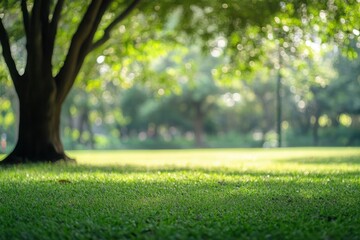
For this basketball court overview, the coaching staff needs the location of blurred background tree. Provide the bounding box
[0,0,359,153]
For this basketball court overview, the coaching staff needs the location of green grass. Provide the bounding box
[0,148,359,239]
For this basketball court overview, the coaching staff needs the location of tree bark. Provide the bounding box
[0,0,140,164]
[1,75,74,164]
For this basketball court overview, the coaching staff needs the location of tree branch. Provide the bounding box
[89,0,141,52]
[0,18,21,88]
[55,0,106,101]
[21,0,30,38]
[26,0,44,75]
[39,0,51,62]
[50,0,64,25]
[74,1,112,76]
[48,0,64,58]
[57,0,113,103]
[40,1,50,36]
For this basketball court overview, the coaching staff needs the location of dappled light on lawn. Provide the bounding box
[73,148,360,173]
[0,148,359,239]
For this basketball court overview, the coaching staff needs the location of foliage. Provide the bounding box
[0,148,360,239]
[1,1,360,153]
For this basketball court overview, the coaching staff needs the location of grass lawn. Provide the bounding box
[0,148,359,239]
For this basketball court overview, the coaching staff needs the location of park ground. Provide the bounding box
[0,148,359,239]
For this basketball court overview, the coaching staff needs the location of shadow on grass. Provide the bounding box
[0,160,360,239]
[1,167,359,239]
[278,154,360,165]
[1,160,360,175]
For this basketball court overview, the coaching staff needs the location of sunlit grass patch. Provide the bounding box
[0,148,359,239]
[74,147,360,173]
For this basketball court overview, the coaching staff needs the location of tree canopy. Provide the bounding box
[0,0,359,163]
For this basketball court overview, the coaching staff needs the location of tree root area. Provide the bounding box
[0,152,76,166]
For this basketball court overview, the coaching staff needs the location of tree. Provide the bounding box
[218,0,360,147]
[2,0,359,163]
[0,0,236,162]
[0,0,140,163]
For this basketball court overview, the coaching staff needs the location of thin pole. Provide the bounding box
[276,48,282,148]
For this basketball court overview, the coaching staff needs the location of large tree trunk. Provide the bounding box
[0,0,140,164]
[1,76,73,164]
